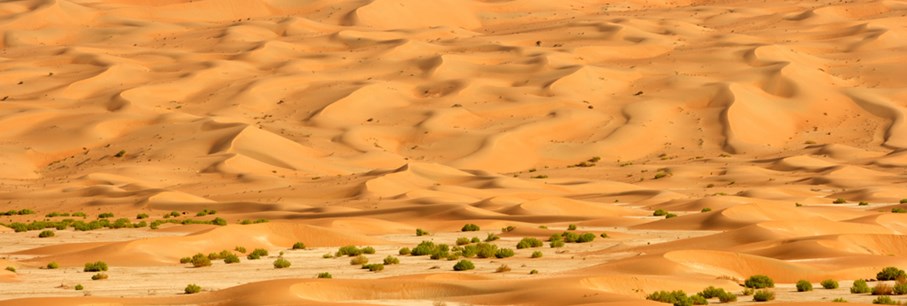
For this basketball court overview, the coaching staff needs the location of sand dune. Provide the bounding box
[1,0,906,305]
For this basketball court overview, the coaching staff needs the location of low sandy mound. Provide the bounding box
[17,223,389,266]
[347,0,481,29]
[635,202,826,231]
[770,155,838,172]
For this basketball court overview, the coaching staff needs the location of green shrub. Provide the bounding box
[273,258,291,269]
[91,273,108,280]
[416,228,429,236]
[796,280,813,292]
[699,286,726,298]
[567,224,577,230]
[207,252,221,260]
[833,198,847,204]
[531,251,543,258]
[717,291,737,303]
[502,225,516,232]
[98,212,114,218]
[364,263,384,272]
[461,224,480,231]
[247,248,268,260]
[475,243,498,258]
[852,279,871,294]
[753,290,775,302]
[878,267,906,280]
[821,279,839,289]
[832,297,847,302]
[455,237,470,245]
[516,238,543,249]
[600,232,609,238]
[336,246,362,257]
[179,257,191,264]
[411,241,437,256]
[38,230,54,238]
[223,253,240,264]
[5,266,15,273]
[646,290,692,305]
[495,248,514,258]
[485,233,499,242]
[322,253,333,259]
[136,213,148,219]
[874,296,898,305]
[362,246,376,254]
[874,283,894,296]
[83,261,108,272]
[576,233,596,243]
[453,260,474,271]
[74,284,83,290]
[72,212,87,218]
[47,262,59,269]
[234,246,246,253]
[653,209,668,216]
[317,272,332,279]
[745,275,774,289]
[562,232,580,242]
[399,247,411,255]
[859,202,869,206]
[383,256,399,265]
[894,282,907,295]
[350,255,368,265]
[892,208,907,213]
[689,295,708,305]
[665,213,678,218]
[470,237,480,243]
[210,217,226,226]
[530,269,539,274]
[701,208,712,212]
[191,253,211,267]
[185,284,201,294]
[550,240,565,248]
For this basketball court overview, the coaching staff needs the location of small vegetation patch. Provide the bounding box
[38,230,54,238]
[191,253,211,267]
[653,209,668,216]
[350,255,368,265]
[461,224,480,232]
[796,280,813,292]
[362,246,376,254]
[821,279,839,289]
[5,266,15,273]
[74,284,83,290]
[46,262,59,269]
[852,279,871,294]
[879,267,907,281]
[273,258,291,269]
[223,253,240,264]
[398,247,411,255]
[185,284,201,294]
[383,256,399,265]
[495,264,511,273]
[646,290,707,306]
[317,272,332,279]
[873,283,894,296]
[833,198,847,204]
[362,263,384,272]
[873,296,898,305]
[247,248,268,260]
[453,260,474,271]
[416,228,429,236]
[531,251,543,258]
[753,290,775,302]
[516,238,543,249]
[83,261,108,272]
[91,273,108,280]
[494,248,514,258]
[336,246,362,257]
[745,275,775,289]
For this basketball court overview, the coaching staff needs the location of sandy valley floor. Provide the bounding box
[2,0,907,305]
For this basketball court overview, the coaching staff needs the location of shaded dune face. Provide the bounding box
[1,0,907,305]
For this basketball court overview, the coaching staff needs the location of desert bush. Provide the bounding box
[98,212,114,218]
[191,253,211,267]
[461,244,478,257]
[646,290,693,305]
[47,262,59,269]
[453,260,474,271]
[665,213,678,218]
[530,269,539,274]
[874,283,894,296]
[879,267,907,280]
[5,266,15,272]
[322,253,333,259]
[383,256,399,265]
[600,232,609,238]
[247,248,268,260]
[456,237,471,245]
[461,224,480,232]
[753,290,775,302]
[470,237,480,243]
[38,230,54,238]
[832,297,847,302]
[550,240,565,248]
[494,248,514,259]
[317,272,332,279]
[701,208,712,212]
[273,258,291,269]
[892,208,907,213]
[83,261,108,272]
[699,286,727,298]
[485,233,499,242]
[411,241,437,256]
[516,238,543,249]
[576,233,596,243]
[207,252,221,260]
[852,279,871,294]
[336,246,362,257]
[894,282,907,295]
[717,291,737,303]
[362,246,376,254]
[502,225,516,232]
[833,198,847,204]
[745,275,775,289]
[136,213,148,219]
[653,209,668,216]
[475,243,498,258]
[796,280,813,292]
[416,228,429,236]
[495,264,511,273]
[185,284,201,294]
[350,255,368,265]
[234,246,246,253]
[179,257,191,264]
[567,224,577,230]
[859,202,869,206]
[399,247,411,255]
[873,296,898,305]
[822,279,839,289]
[223,253,240,264]
[531,251,543,258]
[74,284,83,290]
[211,217,226,226]
[91,273,108,280]
[689,295,708,305]
[364,263,384,272]
[72,212,87,218]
